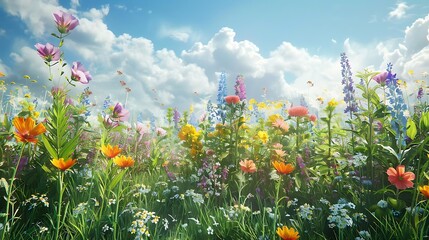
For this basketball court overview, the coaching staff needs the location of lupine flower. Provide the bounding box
[71,62,92,84]
[113,155,135,168]
[239,159,257,173]
[288,106,308,117]
[53,10,79,34]
[225,95,240,104]
[216,72,227,121]
[111,103,129,122]
[340,53,358,114]
[12,117,46,144]
[276,226,300,240]
[419,185,429,199]
[417,87,424,100]
[234,74,247,100]
[51,158,77,171]
[101,144,122,159]
[272,161,295,175]
[386,165,415,190]
[373,72,388,85]
[35,43,60,62]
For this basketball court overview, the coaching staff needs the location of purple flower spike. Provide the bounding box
[71,62,92,84]
[53,10,79,34]
[35,43,60,62]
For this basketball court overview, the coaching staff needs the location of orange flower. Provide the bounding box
[419,185,429,198]
[0,71,5,77]
[276,226,300,240]
[113,155,135,168]
[272,161,295,175]
[12,117,46,144]
[386,165,415,190]
[101,144,122,158]
[225,95,240,104]
[239,159,257,173]
[51,158,77,171]
[272,118,289,132]
[287,106,308,117]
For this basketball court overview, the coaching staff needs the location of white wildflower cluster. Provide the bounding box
[350,153,367,168]
[355,230,371,240]
[73,202,88,217]
[23,193,49,210]
[128,210,160,239]
[108,198,116,206]
[131,184,151,198]
[377,199,388,208]
[76,182,93,192]
[220,204,251,220]
[319,198,330,205]
[102,224,113,233]
[184,189,204,205]
[297,203,315,220]
[327,199,355,229]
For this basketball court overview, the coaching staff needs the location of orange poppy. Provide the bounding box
[100,144,122,158]
[419,185,429,199]
[12,117,46,144]
[276,226,300,240]
[51,158,77,171]
[272,161,295,175]
[386,165,415,190]
[113,155,135,168]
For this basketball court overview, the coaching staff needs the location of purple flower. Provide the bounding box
[53,10,79,34]
[35,43,60,62]
[234,74,247,100]
[111,103,129,122]
[373,72,388,85]
[71,62,92,84]
[417,87,424,100]
[103,115,119,129]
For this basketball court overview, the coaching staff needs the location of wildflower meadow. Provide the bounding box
[2,10,429,240]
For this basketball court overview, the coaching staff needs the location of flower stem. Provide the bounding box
[113,170,124,240]
[55,171,65,240]
[1,144,26,239]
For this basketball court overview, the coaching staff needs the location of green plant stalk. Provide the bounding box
[1,144,26,239]
[295,117,300,153]
[55,171,65,240]
[273,177,282,237]
[113,170,125,240]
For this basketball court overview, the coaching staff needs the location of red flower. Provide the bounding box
[225,95,240,104]
[386,165,415,190]
[287,106,308,117]
[309,114,317,122]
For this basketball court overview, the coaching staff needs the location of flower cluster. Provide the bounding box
[128,210,160,239]
[178,124,203,158]
[341,52,358,114]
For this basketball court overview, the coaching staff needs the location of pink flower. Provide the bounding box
[156,127,167,137]
[71,62,92,84]
[386,165,415,190]
[373,72,388,85]
[35,43,60,62]
[239,159,257,173]
[225,95,240,104]
[288,106,309,117]
[111,103,129,122]
[272,118,289,132]
[53,10,79,34]
[103,115,119,129]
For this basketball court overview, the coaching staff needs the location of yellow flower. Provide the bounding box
[12,117,46,144]
[51,158,77,171]
[248,98,257,105]
[257,131,269,144]
[101,144,122,159]
[276,226,300,240]
[268,114,283,124]
[113,155,135,168]
[257,102,267,109]
[419,185,429,199]
[408,70,414,75]
[24,93,31,98]
[178,124,197,141]
[328,98,338,107]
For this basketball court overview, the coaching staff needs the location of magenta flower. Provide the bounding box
[71,62,92,84]
[111,103,130,122]
[373,72,388,85]
[35,43,60,62]
[53,10,79,34]
[103,115,119,129]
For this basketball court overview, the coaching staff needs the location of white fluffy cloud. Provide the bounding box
[1,0,429,121]
[389,2,409,20]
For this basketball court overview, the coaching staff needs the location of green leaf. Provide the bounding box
[42,135,58,159]
[406,118,417,140]
[108,170,126,191]
[421,111,429,128]
[387,197,406,210]
[0,177,8,192]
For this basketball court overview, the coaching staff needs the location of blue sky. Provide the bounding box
[0,0,429,120]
